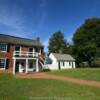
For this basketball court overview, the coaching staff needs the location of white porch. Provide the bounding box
[13,58,39,75]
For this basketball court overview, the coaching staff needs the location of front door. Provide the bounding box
[15,60,25,73]
[15,61,19,73]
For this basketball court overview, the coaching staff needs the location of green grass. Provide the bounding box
[48,68,100,81]
[0,74,100,100]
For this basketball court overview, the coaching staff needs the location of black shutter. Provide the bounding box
[7,44,10,52]
[6,59,9,69]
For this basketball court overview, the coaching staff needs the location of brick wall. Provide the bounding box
[0,44,43,73]
[0,45,15,72]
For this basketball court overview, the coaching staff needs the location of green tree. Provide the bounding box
[48,31,68,54]
[73,18,100,67]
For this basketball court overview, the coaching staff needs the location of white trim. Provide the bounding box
[20,46,21,56]
[0,68,5,70]
[36,58,39,72]
[25,59,28,73]
[39,48,41,55]
[13,59,16,75]
[33,48,35,53]
[13,57,37,60]
[0,58,6,70]
[13,51,39,57]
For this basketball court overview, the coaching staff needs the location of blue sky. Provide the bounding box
[0,0,100,51]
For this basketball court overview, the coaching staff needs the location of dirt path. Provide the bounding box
[16,73,100,88]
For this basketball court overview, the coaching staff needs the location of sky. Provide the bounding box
[0,0,100,52]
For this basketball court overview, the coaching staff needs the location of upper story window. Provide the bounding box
[15,46,20,51]
[0,59,6,69]
[29,48,33,52]
[35,47,40,53]
[0,43,7,52]
[29,48,33,57]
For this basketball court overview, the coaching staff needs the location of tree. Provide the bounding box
[48,31,68,54]
[73,18,100,67]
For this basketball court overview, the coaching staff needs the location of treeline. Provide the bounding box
[48,18,100,68]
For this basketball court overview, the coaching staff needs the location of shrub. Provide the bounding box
[41,69,51,72]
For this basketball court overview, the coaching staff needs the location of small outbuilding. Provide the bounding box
[45,53,75,70]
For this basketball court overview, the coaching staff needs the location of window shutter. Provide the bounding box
[7,44,10,52]
[6,59,9,69]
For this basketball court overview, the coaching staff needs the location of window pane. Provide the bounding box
[0,43,7,51]
[0,63,5,68]
[0,59,5,63]
[0,59,6,68]
[69,62,71,66]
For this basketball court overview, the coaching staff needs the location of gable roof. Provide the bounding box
[0,34,43,47]
[52,53,75,61]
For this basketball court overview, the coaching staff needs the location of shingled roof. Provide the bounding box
[52,53,75,61]
[0,34,43,47]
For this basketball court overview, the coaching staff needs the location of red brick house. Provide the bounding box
[0,34,44,75]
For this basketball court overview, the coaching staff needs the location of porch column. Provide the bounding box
[13,59,16,75]
[39,48,41,55]
[73,62,76,68]
[36,59,39,72]
[25,59,28,73]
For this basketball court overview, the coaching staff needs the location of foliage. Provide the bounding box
[41,68,51,72]
[48,31,68,54]
[73,18,100,67]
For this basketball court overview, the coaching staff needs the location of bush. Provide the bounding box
[41,69,51,72]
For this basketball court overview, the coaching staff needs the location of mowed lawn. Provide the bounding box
[0,74,100,100]
[48,68,100,81]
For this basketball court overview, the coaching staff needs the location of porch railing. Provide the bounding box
[13,51,39,57]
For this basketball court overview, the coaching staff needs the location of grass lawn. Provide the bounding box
[48,68,100,81]
[0,74,100,100]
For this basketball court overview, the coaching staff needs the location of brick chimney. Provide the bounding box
[35,37,40,43]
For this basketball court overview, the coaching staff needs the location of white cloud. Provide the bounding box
[0,0,47,39]
[0,1,34,38]
[0,4,24,30]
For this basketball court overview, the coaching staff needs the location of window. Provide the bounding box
[0,59,6,69]
[29,48,33,52]
[15,46,20,57]
[69,62,71,66]
[29,48,33,57]
[0,43,7,52]
[63,62,65,66]
[35,47,39,52]
[15,46,20,51]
